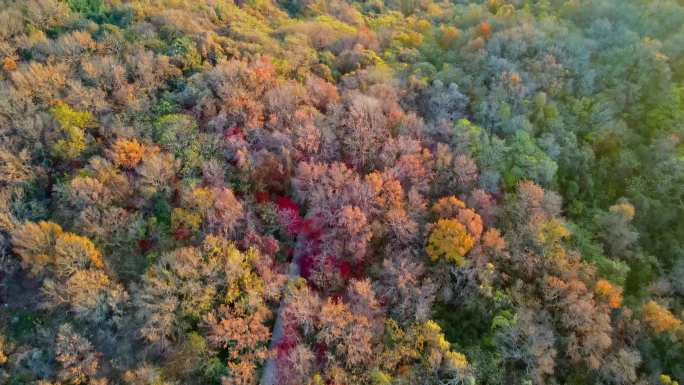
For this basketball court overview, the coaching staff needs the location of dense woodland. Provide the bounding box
[0,0,683,384]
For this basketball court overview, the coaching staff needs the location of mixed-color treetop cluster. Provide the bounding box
[0,0,683,384]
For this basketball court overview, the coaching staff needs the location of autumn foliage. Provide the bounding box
[478,22,492,38]
[2,57,16,72]
[426,218,475,266]
[643,301,682,333]
[110,138,145,169]
[594,279,623,309]
[0,1,683,384]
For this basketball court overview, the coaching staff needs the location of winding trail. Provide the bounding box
[260,197,320,385]
[260,246,302,385]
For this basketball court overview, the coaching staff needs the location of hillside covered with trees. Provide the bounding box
[0,0,683,384]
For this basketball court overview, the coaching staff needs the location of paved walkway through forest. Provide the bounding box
[260,247,302,385]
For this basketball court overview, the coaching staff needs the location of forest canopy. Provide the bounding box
[0,0,683,384]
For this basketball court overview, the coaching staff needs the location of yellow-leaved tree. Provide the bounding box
[426,218,475,266]
[50,101,94,160]
[642,301,681,333]
[11,220,126,324]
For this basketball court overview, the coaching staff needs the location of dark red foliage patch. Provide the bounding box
[256,191,270,203]
[137,238,153,253]
[223,126,244,140]
[276,196,300,213]
[275,333,297,359]
[172,227,191,241]
[313,342,328,363]
[299,254,315,280]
